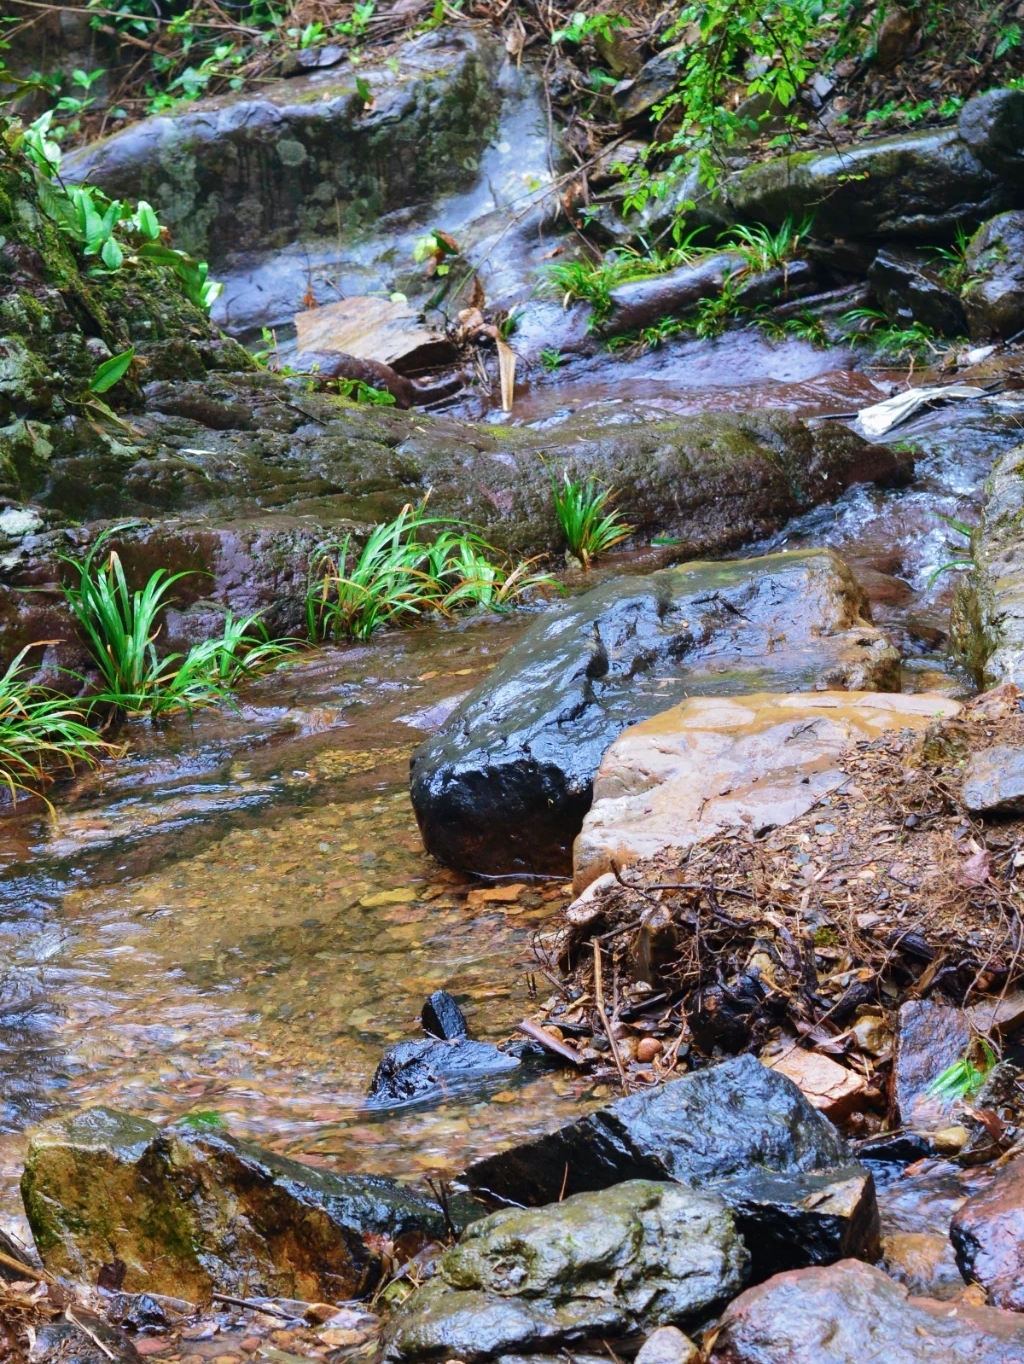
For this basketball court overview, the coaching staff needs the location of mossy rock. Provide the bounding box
[21,1105,452,1301]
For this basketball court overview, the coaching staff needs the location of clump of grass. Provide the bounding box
[0,648,116,805]
[550,470,634,568]
[546,241,706,323]
[61,529,296,716]
[720,216,813,273]
[306,502,555,642]
[840,307,947,363]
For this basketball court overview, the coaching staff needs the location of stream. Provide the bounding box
[3,341,1024,1249]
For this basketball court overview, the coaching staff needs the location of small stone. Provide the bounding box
[319,1328,369,1347]
[932,1125,971,1154]
[637,1037,664,1063]
[136,1342,173,1357]
[238,1339,261,1353]
[634,1324,700,1364]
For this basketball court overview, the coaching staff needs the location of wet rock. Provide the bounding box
[574,691,951,894]
[381,1180,748,1363]
[963,211,1024,341]
[422,990,468,1040]
[21,1106,450,1301]
[367,1038,519,1106]
[949,445,1024,688]
[950,1154,1024,1309]
[706,1258,1024,1363]
[1,380,910,672]
[63,30,502,263]
[634,1325,700,1364]
[961,744,1024,814]
[723,126,1011,241]
[868,247,967,337]
[411,549,903,876]
[612,46,685,121]
[882,1231,969,1300]
[958,87,1024,179]
[763,1045,869,1122]
[892,999,972,1132]
[604,254,746,335]
[464,1055,878,1278]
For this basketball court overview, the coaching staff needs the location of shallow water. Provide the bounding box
[2,346,1022,1248]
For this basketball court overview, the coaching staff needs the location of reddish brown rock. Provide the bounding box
[950,1154,1024,1309]
[707,1258,1024,1362]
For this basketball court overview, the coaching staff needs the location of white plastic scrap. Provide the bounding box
[853,384,986,439]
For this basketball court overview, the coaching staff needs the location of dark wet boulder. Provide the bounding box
[958,86,1024,180]
[367,1038,519,1106]
[723,126,1011,241]
[963,211,1024,341]
[422,989,468,1040]
[950,1154,1024,1309]
[63,29,501,264]
[868,247,967,337]
[411,548,901,876]
[464,1055,879,1279]
[381,1180,748,1364]
[706,1258,1024,1363]
[21,1106,449,1302]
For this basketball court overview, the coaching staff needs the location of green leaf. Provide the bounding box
[101,236,123,270]
[89,346,135,393]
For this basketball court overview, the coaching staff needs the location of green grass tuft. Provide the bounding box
[306,502,556,642]
[550,470,634,568]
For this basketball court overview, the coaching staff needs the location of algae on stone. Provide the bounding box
[22,1105,450,1301]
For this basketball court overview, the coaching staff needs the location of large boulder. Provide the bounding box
[963,211,1024,341]
[464,1055,879,1281]
[950,443,1024,688]
[62,30,501,264]
[573,691,960,894]
[950,1154,1024,1310]
[411,548,901,876]
[21,1106,451,1302]
[722,119,1017,241]
[381,1180,748,1364]
[706,1258,1024,1363]
[958,86,1024,180]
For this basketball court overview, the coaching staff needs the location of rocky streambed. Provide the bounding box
[6,22,1024,1364]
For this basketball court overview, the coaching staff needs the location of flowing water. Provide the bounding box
[3,336,1024,1248]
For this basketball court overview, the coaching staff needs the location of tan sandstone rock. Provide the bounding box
[573,690,961,894]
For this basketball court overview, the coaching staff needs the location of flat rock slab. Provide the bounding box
[574,691,960,894]
[764,1047,868,1122]
[951,1154,1024,1310]
[21,1106,449,1302]
[707,1258,1024,1363]
[412,550,904,877]
[381,1180,747,1363]
[294,297,454,372]
[463,1055,878,1280]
